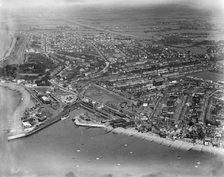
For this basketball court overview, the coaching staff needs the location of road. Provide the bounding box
[200,90,218,123]
[50,80,77,95]
[175,95,188,121]
[150,96,162,119]
[87,41,110,74]
[202,90,220,123]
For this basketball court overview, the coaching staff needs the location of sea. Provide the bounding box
[1,5,224,177]
[0,86,224,177]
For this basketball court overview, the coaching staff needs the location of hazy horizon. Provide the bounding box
[0,0,224,11]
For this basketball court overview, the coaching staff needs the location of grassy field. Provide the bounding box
[84,84,127,105]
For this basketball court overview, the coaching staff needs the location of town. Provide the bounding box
[2,24,224,151]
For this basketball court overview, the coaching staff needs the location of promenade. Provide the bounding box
[105,126,224,156]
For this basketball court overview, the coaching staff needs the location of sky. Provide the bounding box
[0,0,224,10]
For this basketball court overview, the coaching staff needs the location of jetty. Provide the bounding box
[7,102,80,141]
[73,118,106,128]
[8,133,26,141]
[7,115,62,141]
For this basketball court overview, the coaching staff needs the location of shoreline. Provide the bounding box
[0,31,12,59]
[2,37,17,61]
[104,126,224,156]
[2,81,224,156]
[0,81,32,138]
[72,117,224,156]
[0,32,15,61]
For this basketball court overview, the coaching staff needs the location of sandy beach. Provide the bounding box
[1,81,223,156]
[105,126,224,156]
[0,82,32,135]
[0,85,223,177]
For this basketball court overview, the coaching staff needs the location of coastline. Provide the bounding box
[0,82,32,138]
[0,31,12,59]
[104,126,224,156]
[2,81,224,156]
[72,117,224,155]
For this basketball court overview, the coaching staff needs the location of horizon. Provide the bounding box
[0,0,224,10]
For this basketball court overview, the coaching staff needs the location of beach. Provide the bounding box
[0,85,21,176]
[0,82,34,176]
[0,82,32,135]
[0,84,223,177]
[73,113,224,156]
[4,82,223,155]
[105,126,224,156]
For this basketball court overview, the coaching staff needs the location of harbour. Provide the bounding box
[1,85,224,177]
[4,82,224,156]
[1,3,224,177]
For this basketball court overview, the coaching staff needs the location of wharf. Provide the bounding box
[8,102,79,141]
[73,118,106,128]
[7,116,63,141]
[8,133,26,141]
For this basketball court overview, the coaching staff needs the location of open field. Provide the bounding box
[84,84,128,105]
